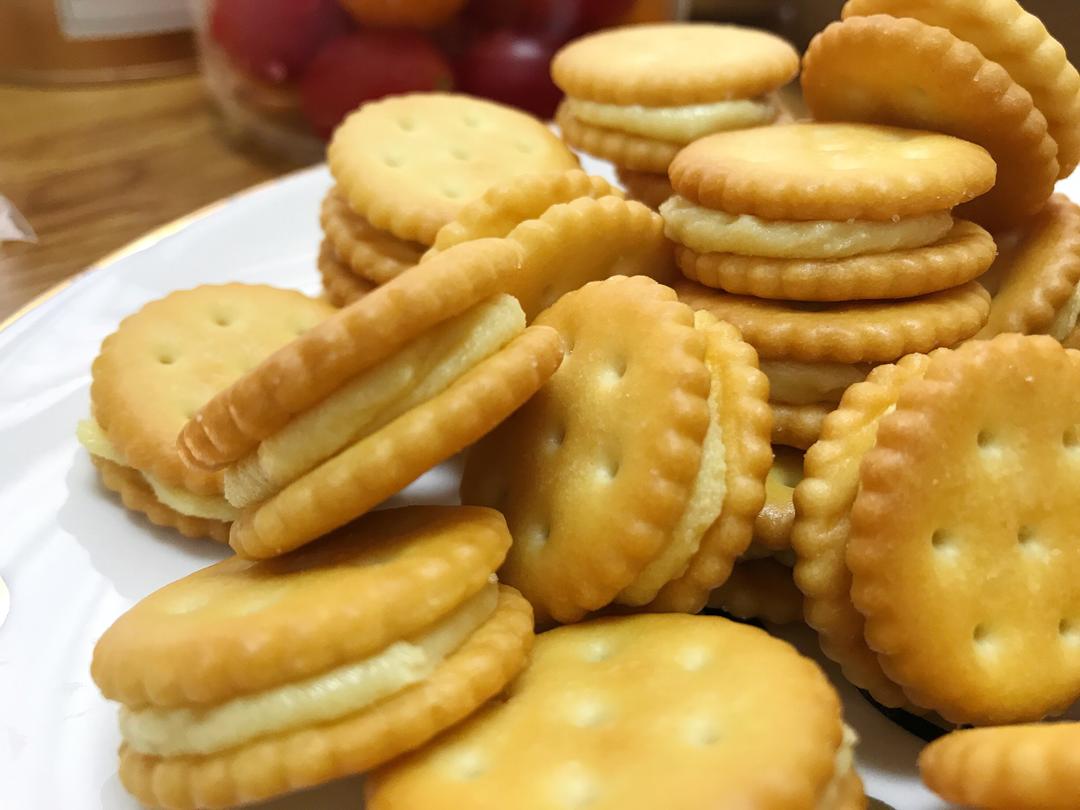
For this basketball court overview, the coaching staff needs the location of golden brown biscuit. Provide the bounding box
[317,239,376,307]
[320,188,423,285]
[92,506,532,809]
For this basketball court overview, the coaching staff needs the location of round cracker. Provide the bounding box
[802,15,1059,230]
[676,220,996,302]
[179,238,524,470]
[617,166,674,210]
[978,195,1080,339]
[920,723,1080,810]
[556,102,679,173]
[503,196,677,321]
[427,169,622,256]
[462,276,712,623]
[118,585,533,810]
[91,285,334,495]
[328,93,579,245]
[675,279,990,363]
[551,23,799,106]
[842,0,1080,178]
[92,505,512,708]
[366,614,846,810]
[320,189,423,285]
[648,316,772,614]
[708,557,804,625]
[230,326,563,559]
[668,121,996,221]
[848,335,1080,723]
[772,402,831,451]
[317,240,377,307]
[791,355,935,708]
[91,456,230,544]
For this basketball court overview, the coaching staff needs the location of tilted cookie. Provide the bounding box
[978,195,1080,340]
[462,276,770,621]
[179,240,564,559]
[328,93,578,246]
[320,188,423,285]
[676,279,990,363]
[708,557,804,625]
[920,723,1080,810]
[848,335,1080,723]
[318,239,376,307]
[367,614,862,810]
[665,122,997,301]
[82,285,334,542]
[802,15,1059,229]
[792,354,934,708]
[500,195,677,321]
[842,0,1080,178]
[91,506,534,809]
[761,359,870,407]
[426,169,622,257]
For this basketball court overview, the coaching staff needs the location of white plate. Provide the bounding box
[3,161,1078,810]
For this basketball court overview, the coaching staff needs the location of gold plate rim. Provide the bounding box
[0,165,320,335]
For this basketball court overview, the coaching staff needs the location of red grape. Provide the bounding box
[457,30,562,119]
[461,0,523,29]
[210,0,351,83]
[574,0,637,29]
[300,31,454,139]
[521,0,637,40]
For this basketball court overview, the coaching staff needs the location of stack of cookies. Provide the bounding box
[551,23,799,209]
[665,121,997,451]
[318,93,580,305]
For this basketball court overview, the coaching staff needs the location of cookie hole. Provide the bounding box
[462,114,480,128]
[443,186,462,199]
[569,699,610,728]
[451,146,471,160]
[382,154,403,168]
[930,529,955,552]
[596,456,620,482]
[972,624,996,653]
[677,646,710,672]
[684,716,721,747]
[212,313,233,327]
[515,141,535,154]
[157,352,176,365]
[1059,619,1080,644]
[538,284,558,310]
[529,523,550,549]
[549,425,566,450]
[976,429,996,449]
[1064,426,1080,449]
[397,117,416,132]
[581,640,612,662]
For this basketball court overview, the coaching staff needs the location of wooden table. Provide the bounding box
[0,75,298,320]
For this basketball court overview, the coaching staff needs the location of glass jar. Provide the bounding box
[191,0,685,164]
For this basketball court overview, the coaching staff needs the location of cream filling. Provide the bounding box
[225,295,525,508]
[1050,283,1080,341]
[566,96,777,143]
[760,360,871,406]
[120,581,499,757]
[77,419,239,522]
[660,195,954,259]
[816,725,858,810]
[617,312,728,606]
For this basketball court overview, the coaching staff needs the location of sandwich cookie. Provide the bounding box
[462,275,771,621]
[366,614,863,810]
[91,505,533,809]
[553,23,798,208]
[81,285,334,542]
[802,15,1060,229]
[179,239,564,559]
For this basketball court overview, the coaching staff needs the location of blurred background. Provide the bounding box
[1,0,1077,317]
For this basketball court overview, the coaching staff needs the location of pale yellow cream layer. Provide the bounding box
[617,312,728,606]
[120,581,499,757]
[817,725,858,810]
[760,360,871,406]
[661,195,953,259]
[77,419,239,522]
[566,96,778,144]
[225,295,525,508]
